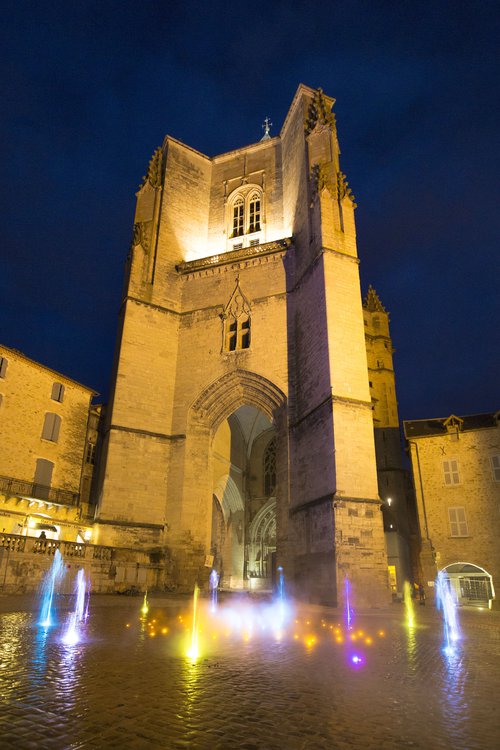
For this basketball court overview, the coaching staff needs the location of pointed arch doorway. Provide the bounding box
[210,404,278,590]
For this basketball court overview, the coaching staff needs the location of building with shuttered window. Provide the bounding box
[404,412,500,607]
[0,345,97,541]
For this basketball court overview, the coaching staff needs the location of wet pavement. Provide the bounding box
[0,594,499,749]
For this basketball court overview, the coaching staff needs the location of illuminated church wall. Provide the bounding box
[95,84,390,607]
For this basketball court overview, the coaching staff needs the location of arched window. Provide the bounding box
[264,437,277,496]
[248,193,261,233]
[227,186,264,248]
[232,197,244,237]
[223,280,251,352]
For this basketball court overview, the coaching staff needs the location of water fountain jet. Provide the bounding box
[403,581,415,628]
[39,549,65,628]
[436,571,461,654]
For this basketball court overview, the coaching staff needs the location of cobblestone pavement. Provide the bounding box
[0,594,499,750]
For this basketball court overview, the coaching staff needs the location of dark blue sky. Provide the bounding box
[1,1,498,420]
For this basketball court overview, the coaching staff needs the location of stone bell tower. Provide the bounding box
[95,84,389,607]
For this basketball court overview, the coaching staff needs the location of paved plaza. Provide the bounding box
[0,593,499,750]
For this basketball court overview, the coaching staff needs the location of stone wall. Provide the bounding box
[0,533,163,595]
[409,424,500,598]
[0,345,94,493]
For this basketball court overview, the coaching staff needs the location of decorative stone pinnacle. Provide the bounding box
[363,285,387,313]
[309,164,357,208]
[337,171,357,208]
[304,88,336,136]
[140,147,163,190]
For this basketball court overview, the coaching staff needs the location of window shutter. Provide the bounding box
[457,507,468,536]
[444,460,459,485]
[449,507,468,536]
[34,458,54,487]
[491,455,500,481]
[42,413,61,442]
[51,382,65,402]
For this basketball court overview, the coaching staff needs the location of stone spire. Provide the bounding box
[363,285,387,312]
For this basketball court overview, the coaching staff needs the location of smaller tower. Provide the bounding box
[363,286,414,595]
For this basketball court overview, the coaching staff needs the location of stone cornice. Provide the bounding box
[290,393,372,430]
[95,518,165,530]
[108,424,186,442]
[176,238,292,276]
[289,493,334,515]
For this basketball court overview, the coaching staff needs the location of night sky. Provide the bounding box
[1,1,498,421]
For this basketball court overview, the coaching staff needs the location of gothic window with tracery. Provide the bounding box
[248,194,261,233]
[264,437,277,496]
[223,279,251,352]
[227,187,264,247]
[232,197,244,237]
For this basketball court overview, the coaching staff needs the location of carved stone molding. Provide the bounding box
[139,147,163,190]
[176,238,292,275]
[337,171,357,208]
[191,369,286,429]
[221,277,251,321]
[304,88,336,136]
[310,165,357,208]
[130,220,153,252]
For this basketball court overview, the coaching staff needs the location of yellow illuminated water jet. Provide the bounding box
[403,581,415,628]
[141,592,149,616]
[186,583,200,660]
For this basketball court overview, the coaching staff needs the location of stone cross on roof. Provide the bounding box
[261,117,272,141]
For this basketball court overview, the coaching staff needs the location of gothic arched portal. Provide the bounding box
[211,405,278,590]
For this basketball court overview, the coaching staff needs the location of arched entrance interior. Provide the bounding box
[211,404,277,591]
[441,562,495,607]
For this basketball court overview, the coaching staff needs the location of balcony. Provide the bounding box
[0,475,80,507]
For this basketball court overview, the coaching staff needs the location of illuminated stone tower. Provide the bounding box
[363,286,414,592]
[96,85,389,606]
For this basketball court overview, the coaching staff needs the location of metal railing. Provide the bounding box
[0,475,80,507]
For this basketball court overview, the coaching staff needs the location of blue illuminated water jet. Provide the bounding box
[436,571,461,654]
[38,549,65,628]
[209,569,219,612]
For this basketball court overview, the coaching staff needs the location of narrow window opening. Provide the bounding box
[248,196,261,233]
[232,199,244,237]
[85,442,96,465]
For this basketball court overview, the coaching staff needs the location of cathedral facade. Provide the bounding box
[95,85,390,606]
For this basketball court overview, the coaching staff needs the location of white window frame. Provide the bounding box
[227,185,264,250]
[443,458,460,485]
[490,455,500,482]
[448,506,468,537]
